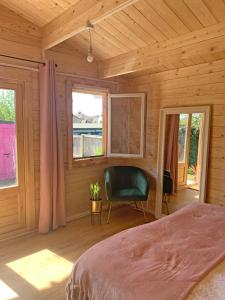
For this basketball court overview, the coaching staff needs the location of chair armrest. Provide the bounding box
[136,171,149,198]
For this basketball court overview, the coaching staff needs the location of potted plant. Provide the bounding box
[90,182,102,213]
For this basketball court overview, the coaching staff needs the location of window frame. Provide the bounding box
[107,93,145,158]
[67,82,108,168]
[0,82,20,189]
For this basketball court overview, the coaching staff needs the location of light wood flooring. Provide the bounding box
[162,188,199,215]
[0,206,154,300]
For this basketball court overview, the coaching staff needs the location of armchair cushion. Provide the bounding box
[112,188,145,200]
[104,166,149,202]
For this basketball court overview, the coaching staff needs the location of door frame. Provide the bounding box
[155,106,210,219]
[0,73,35,239]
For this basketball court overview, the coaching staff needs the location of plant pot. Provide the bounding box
[91,200,102,213]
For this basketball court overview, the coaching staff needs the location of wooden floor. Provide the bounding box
[0,206,153,300]
[162,188,199,214]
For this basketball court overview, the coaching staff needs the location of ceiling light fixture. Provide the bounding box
[86,20,94,63]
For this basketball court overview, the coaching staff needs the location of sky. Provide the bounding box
[72,92,102,116]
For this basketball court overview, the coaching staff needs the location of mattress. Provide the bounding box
[188,258,225,300]
[66,203,225,300]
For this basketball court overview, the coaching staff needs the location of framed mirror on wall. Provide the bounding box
[155,106,210,219]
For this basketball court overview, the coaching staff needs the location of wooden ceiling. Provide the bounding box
[67,0,225,60]
[0,0,81,27]
[1,0,225,77]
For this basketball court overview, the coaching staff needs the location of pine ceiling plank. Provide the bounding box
[190,55,206,65]
[82,30,123,57]
[179,58,195,67]
[212,51,225,61]
[184,0,217,27]
[66,36,105,60]
[108,15,147,48]
[160,60,176,70]
[95,24,132,53]
[0,0,68,26]
[200,52,216,63]
[116,11,155,45]
[124,5,167,42]
[164,0,203,31]
[99,22,225,78]
[0,4,41,39]
[72,33,111,60]
[98,19,138,51]
[146,0,190,35]
[203,0,225,22]
[42,0,139,50]
[135,0,178,39]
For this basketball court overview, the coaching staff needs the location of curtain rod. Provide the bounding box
[0,54,45,65]
[0,61,118,84]
[0,54,57,67]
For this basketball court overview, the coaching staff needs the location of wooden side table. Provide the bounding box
[90,198,102,224]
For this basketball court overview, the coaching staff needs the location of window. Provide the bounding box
[0,88,17,188]
[107,93,145,157]
[68,88,145,165]
[72,90,105,159]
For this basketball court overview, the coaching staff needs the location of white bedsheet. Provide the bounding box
[188,259,225,300]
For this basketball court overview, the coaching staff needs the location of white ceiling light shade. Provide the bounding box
[86,20,94,63]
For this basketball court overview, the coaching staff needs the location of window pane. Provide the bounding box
[0,89,17,188]
[72,91,103,158]
[178,114,189,163]
[110,97,142,155]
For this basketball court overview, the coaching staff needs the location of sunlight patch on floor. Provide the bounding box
[194,193,199,199]
[0,280,18,300]
[6,249,73,290]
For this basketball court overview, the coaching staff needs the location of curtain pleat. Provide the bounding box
[164,114,180,194]
[39,60,65,233]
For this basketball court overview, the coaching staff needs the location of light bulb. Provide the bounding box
[87,49,94,63]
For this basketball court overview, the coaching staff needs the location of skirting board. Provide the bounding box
[66,204,123,223]
[66,211,90,222]
[66,203,155,223]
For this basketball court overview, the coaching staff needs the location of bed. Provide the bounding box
[66,203,225,300]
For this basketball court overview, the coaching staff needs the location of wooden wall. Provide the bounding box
[124,59,225,209]
[0,7,128,233]
[2,3,225,238]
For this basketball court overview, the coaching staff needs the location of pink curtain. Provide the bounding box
[39,60,65,233]
[164,114,180,194]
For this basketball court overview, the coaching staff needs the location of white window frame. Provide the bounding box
[107,93,145,158]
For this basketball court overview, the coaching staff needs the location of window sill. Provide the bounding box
[73,156,108,167]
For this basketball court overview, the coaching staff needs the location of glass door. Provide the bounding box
[177,113,191,188]
[0,82,26,235]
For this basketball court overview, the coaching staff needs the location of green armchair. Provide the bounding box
[104,166,149,223]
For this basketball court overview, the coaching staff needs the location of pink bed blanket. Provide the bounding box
[66,203,225,300]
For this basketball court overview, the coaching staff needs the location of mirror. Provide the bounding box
[155,106,210,218]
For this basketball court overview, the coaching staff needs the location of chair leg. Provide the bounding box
[164,195,170,215]
[134,201,138,209]
[107,202,112,224]
[140,201,147,221]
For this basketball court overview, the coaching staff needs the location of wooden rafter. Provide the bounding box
[42,0,138,50]
[99,22,225,78]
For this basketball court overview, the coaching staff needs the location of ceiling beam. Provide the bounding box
[99,22,225,78]
[42,0,138,50]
